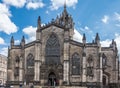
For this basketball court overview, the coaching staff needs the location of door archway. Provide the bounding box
[48,72,59,86]
[103,76,107,86]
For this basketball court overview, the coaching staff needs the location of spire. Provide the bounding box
[64,0,66,10]
[95,33,100,45]
[83,33,86,40]
[63,0,68,16]
[82,33,86,44]
[21,36,25,43]
[95,33,100,41]
[37,16,41,29]
[11,36,14,47]
[11,36,14,44]
[21,36,25,48]
[111,39,116,47]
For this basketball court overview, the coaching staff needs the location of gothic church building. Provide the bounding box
[7,5,119,88]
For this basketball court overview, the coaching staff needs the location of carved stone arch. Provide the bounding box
[103,72,110,86]
[44,68,60,86]
[45,33,60,65]
[47,69,59,79]
[71,52,80,75]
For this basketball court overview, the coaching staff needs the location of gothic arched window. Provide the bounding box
[102,53,107,67]
[15,56,20,63]
[45,33,60,65]
[26,53,34,83]
[14,56,19,76]
[72,53,80,75]
[26,54,34,74]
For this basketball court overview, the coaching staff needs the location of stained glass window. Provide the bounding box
[45,33,60,65]
[26,54,34,75]
[72,53,80,75]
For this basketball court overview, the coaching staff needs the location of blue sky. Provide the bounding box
[0,0,120,57]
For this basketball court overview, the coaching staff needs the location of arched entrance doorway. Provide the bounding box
[103,76,107,86]
[48,72,59,86]
[103,75,109,88]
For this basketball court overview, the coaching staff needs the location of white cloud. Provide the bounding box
[46,10,49,14]
[101,39,111,47]
[23,26,36,43]
[101,15,109,24]
[101,33,120,56]
[0,3,18,34]
[114,12,120,22]
[2,0,26,8]
[50,0,78,10]
[26,0,45,10]
[115,33,120,55]
[80,26,93,37]
[73,29,82,42]
[0,37,5,44]
[0,47,8,56]
[15,40,20,44]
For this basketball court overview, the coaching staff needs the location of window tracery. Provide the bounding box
[15,56,20,63]
[14,56,19,76]
[87,55,94,77]
[45,33,60,65]
[26,54,34,74]
[102,53,107,67]
[71,53,80,75]
[14,67,19,76]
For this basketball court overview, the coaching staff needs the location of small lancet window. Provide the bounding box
[87,55,94,77]
[15,56,20,63]
[102,53,107,66]
[87,55,93,64]
[87,67,94,77]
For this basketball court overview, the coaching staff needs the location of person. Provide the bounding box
[19,83,22,88]
[30,84,34,88]
[54,80,56,87]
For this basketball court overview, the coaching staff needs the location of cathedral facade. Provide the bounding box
[7,6,119,88]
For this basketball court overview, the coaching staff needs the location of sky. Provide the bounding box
[0,0,120,57]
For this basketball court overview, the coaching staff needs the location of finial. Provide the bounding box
[95,33,100,45]
[82,33,86,44]
[11,36,14,43]
[11,36,14,47]
[95,33,100,41]
[21,36,25,43]
[37,16,41,29]
[64,0,66,9]
[82,33,86,40]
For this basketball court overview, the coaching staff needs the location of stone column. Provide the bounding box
[19,57,23,81]
[99,53,103,88]
[63,41,69,85]
[63,60,69,84]
[82,52,86,84]
[34,41,41,82]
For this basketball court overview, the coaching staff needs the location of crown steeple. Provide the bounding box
[64,0,67,11]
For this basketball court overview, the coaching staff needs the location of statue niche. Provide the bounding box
[45,33,60,65]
